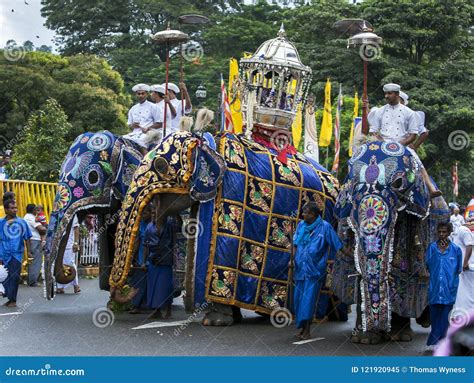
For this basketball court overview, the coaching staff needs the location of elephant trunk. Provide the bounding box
[110,286,139,304]
[53,221,77,285]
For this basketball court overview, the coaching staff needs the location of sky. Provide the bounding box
[0,0,57,50]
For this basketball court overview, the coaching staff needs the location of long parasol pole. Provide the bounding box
[362,59,368,135]
[180,44,185,118]
[163,42,170,138]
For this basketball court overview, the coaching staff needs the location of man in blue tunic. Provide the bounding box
[0,200,32,307]
[145,214,177,319]
[129,204,153,314]
[292,202,343,340]
[425,222,463,352]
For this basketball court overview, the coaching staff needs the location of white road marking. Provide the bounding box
[0,312,22,316]
[292,337,325,345]
[132,319,199,330]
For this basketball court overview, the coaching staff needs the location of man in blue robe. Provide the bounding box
[145,214,177,319]
[0,200,32,307]
[292,202,343,340]
[425,222,463,352]
[129,204,153,314]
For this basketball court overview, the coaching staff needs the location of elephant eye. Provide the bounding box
[88,170,99,184]
[153,158,169,176]
[391,177,404,190]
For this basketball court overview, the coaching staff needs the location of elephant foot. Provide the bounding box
[350,329,382,345]
[110,286,138,304]
[385,327,414,342]
[202,311,234,326]
[416,306,430,328]
[202,302,236,326]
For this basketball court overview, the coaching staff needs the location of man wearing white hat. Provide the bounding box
[162,82,192,135]
[125,83,162,154]
[150,84,176,141]
[369,83,441,198]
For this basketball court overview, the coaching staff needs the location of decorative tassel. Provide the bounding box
[245,89,256,139]
[194,108,214,133]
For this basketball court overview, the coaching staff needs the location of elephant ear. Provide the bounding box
[189,143,227,202]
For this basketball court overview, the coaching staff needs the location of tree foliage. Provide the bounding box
[7,0,473,201]
[0,51,130,147]
[10,98,70,182]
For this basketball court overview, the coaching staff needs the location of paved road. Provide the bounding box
[0,278,430,356]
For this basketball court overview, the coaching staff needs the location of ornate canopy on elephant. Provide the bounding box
[110,129,340,318]
[332,140,446,335]
[44,130,143,299]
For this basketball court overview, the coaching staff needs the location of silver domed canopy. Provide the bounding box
[240,24,311,75]
[238,24,312,134]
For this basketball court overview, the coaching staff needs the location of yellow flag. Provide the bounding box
[292,104,303,149]
[319,79,332,147]
[348,91,359,156]
[228,58,243,134]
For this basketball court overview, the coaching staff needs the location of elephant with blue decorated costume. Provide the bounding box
[109,26,348,325]
[332,139,450,344]
[44,131,144,299]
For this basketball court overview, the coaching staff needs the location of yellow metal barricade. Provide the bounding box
[0,180,58,277]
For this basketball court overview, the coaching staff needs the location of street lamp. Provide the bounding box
[333,19,382,135]
[195,83,207,101]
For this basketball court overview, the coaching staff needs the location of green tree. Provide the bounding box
[23,40,35,51]
[10,98,71,182]
[0,51,130,147]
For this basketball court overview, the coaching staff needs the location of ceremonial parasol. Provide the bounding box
[333,19,382,135]
[151,25,189,137]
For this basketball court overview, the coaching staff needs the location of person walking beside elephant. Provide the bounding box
[56,216,80,294]
[0,200,32,307]
[129,204,154,314]
[144,213,177,319]
[425,222,463,352]
[292,202,343,340]
[24,204,46,287]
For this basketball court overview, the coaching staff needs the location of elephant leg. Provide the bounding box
[202,302,235,326]
[98,215,116,291]
[386,312,413,342]
[350,294,383,345]
[416,306,430,328]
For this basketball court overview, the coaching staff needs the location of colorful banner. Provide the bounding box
[452,162,459,198]
[331,84,343,174]
[319,78,332,147]
[304,102,319,162]
[291,104,303,150]
[348,90,359,156]
[228,58,243,134]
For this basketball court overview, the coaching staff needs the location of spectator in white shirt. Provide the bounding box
[452,222,474,312]
[24,204,46,287]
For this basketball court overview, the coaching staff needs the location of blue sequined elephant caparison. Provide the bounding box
[110,131,342,319]
[333,140,438,334]
[44,131,143,300]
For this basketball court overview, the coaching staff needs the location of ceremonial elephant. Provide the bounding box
[44,131,143,300]
[332,140,450,344]
[110,130,342,325]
